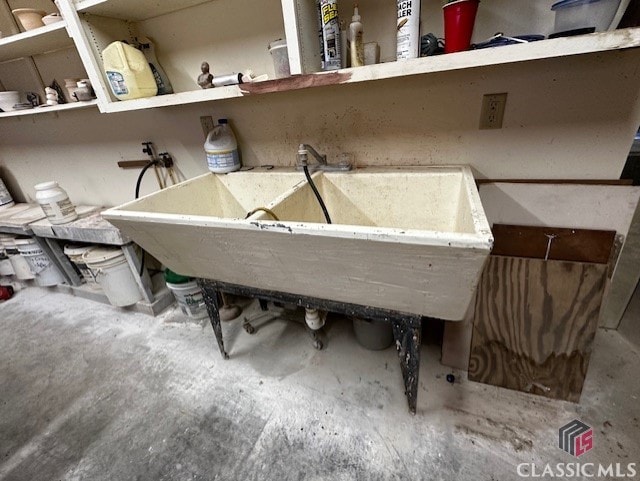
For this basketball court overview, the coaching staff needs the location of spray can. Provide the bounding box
[397,0,421,60]
[317,0,342,71]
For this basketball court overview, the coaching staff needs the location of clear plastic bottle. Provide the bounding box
[204,119,242,173]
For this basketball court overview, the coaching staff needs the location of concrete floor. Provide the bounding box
[0,288,638,481]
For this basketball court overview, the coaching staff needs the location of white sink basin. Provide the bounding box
[103,166,493,320]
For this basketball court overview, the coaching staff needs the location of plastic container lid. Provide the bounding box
[551,0,603,10]
[268,39,287,51]
[164,268,192,284]
[34,181,59,190]
[14,238,36,246]
[64,244,93,257]
[82,246,125,265]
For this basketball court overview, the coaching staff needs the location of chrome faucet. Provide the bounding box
[296,143,352,172]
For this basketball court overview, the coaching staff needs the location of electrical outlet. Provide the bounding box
[200,115,215,138]
[479,93,508,130]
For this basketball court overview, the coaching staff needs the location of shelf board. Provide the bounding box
[74,0,212,21]
[100,28,640,114]
[0,22,73,63]
[102,86,243,113]
[0,99,98,118]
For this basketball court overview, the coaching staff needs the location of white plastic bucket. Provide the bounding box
[82,247,142,307]
[1,235,33,280]
[64,244,97,284]
[166,280,208,319]
[0,235,15,276]
[0,251,14,276]
[268,39,291,79]
[15,239,64,286]
[0,177,14,211]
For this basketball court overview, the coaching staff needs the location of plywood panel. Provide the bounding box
[441,292,475,370]
[491,224,616,264]
[469,255,606,402]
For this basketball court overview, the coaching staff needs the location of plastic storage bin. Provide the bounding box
[551,0,622,33]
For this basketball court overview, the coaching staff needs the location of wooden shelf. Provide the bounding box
[100,28,640,114]
[0,99,98,118]
[0,22,73,63]
[74,0,211,21]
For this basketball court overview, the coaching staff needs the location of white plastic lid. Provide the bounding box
[82,246,124,264]
[14,238,36,246]
[268,39,287,51]
[64,244,93,256]
[35,181,58,190]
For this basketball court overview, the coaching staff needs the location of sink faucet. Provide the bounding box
[296,143,352,172]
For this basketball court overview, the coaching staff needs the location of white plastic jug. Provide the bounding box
[204,119,241,173]
[103,41,158,100]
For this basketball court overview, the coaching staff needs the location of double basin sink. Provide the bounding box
[102,166,493,320]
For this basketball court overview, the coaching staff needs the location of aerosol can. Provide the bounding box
[317,0,342,71]
[397,0,421,59]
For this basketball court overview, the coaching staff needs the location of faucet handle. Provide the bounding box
[297,145,309,166]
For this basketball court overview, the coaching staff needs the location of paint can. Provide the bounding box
[317,0,342,71]
[64,244,97,284]
[15,238,64,286]
[1,234,33,280]
[397,0,421,60]
[82,247,143,307]
[352,317,394,350]
[0,177,14,211]
[166,278,208,319]
[0,242,14,277]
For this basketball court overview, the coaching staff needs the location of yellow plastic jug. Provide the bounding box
[102,41,158,100]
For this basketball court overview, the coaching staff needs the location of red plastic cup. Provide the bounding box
[443,0,480,54]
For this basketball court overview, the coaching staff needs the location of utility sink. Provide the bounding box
[103,166,493,320]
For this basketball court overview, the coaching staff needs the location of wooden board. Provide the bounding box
[441,292,476,370]
[599,198,640,329]
[469,256,606,402]
[491,224,616,264]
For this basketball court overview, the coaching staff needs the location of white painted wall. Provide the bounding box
[1,45,639,208]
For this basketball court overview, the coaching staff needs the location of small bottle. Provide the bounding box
[34,181,78,225]
[349,4,364,67]
[204,119,241,173]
